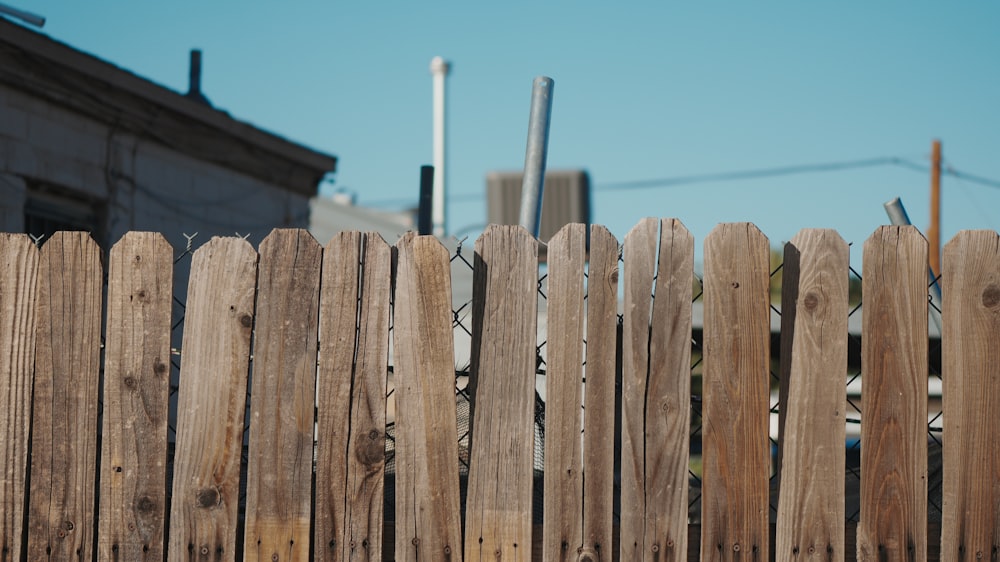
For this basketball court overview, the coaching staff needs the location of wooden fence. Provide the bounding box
[0,221,997,562]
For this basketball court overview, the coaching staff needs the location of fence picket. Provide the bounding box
[464,225,538,562]
[315,231,362,562]
[645,219,694,562]
[857,225,928,562]
[775,229,848,562]
[620,218,695,561]
[98,232,173,561]
[581,225,619,561]
[243,229,322,562]
[701,222,770,562]
[167,237,258,562]
[543,223,587,561]
[940,230,1000,562]
[393,233,463,562]
[621,217,658,560]
[316,232,391,562]
[27,232,103,561]
[0,235,37,562]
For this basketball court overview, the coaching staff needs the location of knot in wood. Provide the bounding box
[135,495,156,513]
[803,292,820,311]
[239,313,253,328]
[196,487,220,508]
[983,284,1000,308]
[355,430,384,466]
[154,361,169,376]
[62,521,74,531]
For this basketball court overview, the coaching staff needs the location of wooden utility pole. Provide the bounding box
[929,139,942,278]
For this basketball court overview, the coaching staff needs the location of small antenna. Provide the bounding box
[0,3,46,27]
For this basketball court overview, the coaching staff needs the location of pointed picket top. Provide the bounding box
[940,229,1000,562]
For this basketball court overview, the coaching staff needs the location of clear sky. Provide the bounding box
[20,1,1000,265]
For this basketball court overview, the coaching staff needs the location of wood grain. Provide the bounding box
[580,225,619,562]
[940,230,1000,562]
[392,233,463,562]
[464,225,538,562]
[315,231,361,562]
[701,223,770,562]
[543,224,587,562]
[620,218,658,561]
[27,232,103,562]
[774,229,848,562]
[243,229,322,562]
[315,232,391,562]
[98,232,174,561]
[0,235,38,562]
[857,225,927,562]
[167,237,258,562]
[644,219,694,562]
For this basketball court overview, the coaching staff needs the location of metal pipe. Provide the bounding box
[0,3,45,27]
[417,165,434,235]
[883,197,943,333]
[430,57,450,237]
[517,76,555,238]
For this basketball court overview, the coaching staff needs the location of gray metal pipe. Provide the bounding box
[883,197,943,333]
[518,76,555,238]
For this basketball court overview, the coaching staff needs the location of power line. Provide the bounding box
[594,157,923,191]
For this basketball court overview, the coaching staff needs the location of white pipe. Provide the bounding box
[430,56,450,238]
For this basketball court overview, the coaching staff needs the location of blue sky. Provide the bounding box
[22,1,1000,264]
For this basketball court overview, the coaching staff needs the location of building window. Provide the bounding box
[24,182,105,245]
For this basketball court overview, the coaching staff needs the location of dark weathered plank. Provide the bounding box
[98,232,174,561]
[857,225,927,562]
[0,235,38,562]
[775,229,848,562]
[645,219,694,562]
[315,231,362,562]
[940,230,1000,562]
[167,237,258,562]
[315,232,391,562]
[243,229,322,562]
[464,225,538,562]
[393,233,463,562]
[343,233,391,562]
[580,225,619,561]
[543,223,587,561]
[620,217,658,561]
[27,232,103,562]
[701,222,771,562]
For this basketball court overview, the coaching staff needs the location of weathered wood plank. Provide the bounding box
[645,219,694,562]
[857,225,927,562]
[393,233,463,562]
[315,231,362,562]
[243,229,322,562]
[940,230,1000,562]
[580,225,619,562]
[98,232,173,561]
[701,222,770,562]
[341,233,391,562]
[0,235,38,562]
[620,217,658,561]
[464,225,538,562]
[167,237,258,562]
[543,223,587,562]
[775,229,848,562]
[27,232,103,562]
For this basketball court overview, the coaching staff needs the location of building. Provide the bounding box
[0,17,336,253]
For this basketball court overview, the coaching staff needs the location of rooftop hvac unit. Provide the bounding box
[486,169,591,243]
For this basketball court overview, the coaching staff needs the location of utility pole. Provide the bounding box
[928,139,942,279]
